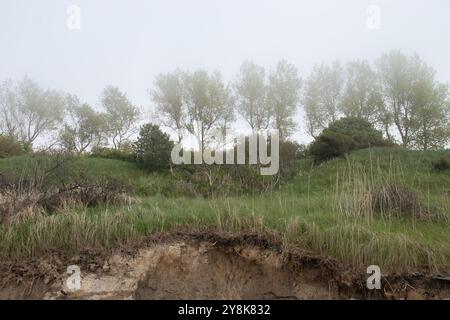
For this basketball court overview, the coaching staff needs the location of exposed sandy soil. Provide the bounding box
[0,232,448,300]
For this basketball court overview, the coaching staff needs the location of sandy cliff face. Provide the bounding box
[0,233,448,300]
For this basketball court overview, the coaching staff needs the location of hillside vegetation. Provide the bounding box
[0,147,449,273]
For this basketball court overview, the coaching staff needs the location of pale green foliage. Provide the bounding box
[232,61,270,131]
[409,80,450,150]
[376,51,417,147]
[151,69,185,143]
[341,60,385,124]
[0,77,66,144]
[101,86,141,150]
[19,77,66,143]
[377,51,450,148]
[59,95,106,153]
[267,60,301,139]
[184,70,234,150]
[303,61,343,138]
[0,80,20,138]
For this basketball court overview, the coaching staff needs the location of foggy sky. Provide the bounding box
[1,0,450,144]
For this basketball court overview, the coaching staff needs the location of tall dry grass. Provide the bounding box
[334,154,449,223]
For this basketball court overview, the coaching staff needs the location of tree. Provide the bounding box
[302,72,324,139]
[19,77,67,144]
[151,69,186,143]
[0,80,20,138]
[0,77,66,147]
[101,86,141,150]
[59,95,106,153]
[267,60,301,139]
[133,123,174,172]
[376,50,414,147]
[232,61,270,131]
[183,70,234,151]
[377,50,450,148]
[341,60,385,125]
[409,79,450,150]
[303,61,344,138]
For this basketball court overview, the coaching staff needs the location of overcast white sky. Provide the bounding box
[1,0,450,144]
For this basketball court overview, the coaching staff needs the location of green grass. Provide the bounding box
[0,155,171,196]
[0,147,449,273]
[0,194,448,272]
[290,147,450,194]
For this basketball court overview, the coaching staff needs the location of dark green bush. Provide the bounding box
[309,117,391,162]
[433,155,450,171]
[133,124,174,172]
[309,131,356,162]
[325,117,387,148]
[0,135,23,158]
[279,140,303,175]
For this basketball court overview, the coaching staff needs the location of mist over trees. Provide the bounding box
[302,51,450,150]
[101,86,141,150]
[341,60,384,124]
[267,60,302,140]
[183,70,233,152]
[59,95,105,154]
[0,77,66,149]
[376,51,450,149]
[0,50,449,153]
[303,61,344,138]
[232,61,269,131]
[151,69,185,143]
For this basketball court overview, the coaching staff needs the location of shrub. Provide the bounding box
[0,135,23,158]
[36,179,131,213]
[325,117,386,148]
[432,155,450,171]
[0,154,132,222]
[279,140,302,175]
[133,124,174,172]
[309,117,391,162]
[309,131,356,162]
[231,136,303,177]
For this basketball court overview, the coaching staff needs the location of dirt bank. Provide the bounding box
[0,232,448,299]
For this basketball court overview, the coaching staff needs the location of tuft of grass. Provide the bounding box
[334,156,449,223]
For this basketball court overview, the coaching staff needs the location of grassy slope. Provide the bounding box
[0,148,449,272]
[0,155,171,195]
[289,147,450,194]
